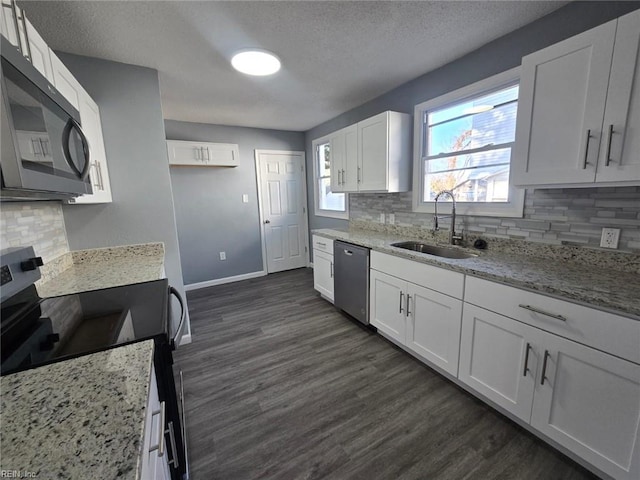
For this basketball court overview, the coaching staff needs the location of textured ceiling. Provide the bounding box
[24,1,568,131]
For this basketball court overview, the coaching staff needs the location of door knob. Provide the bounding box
[264,220,271,224]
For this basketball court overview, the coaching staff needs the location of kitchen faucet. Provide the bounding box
[434,189,463,245]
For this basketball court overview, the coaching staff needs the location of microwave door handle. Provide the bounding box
[169,286,186,350]
[62,118,91,180]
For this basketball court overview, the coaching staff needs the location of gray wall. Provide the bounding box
[304,1,640,234]
[165,121,305,285]
[58,53,190,338]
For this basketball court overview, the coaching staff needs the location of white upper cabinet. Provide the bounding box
[596,9,640,183]
[513,10,640,187]
[329,111,411,193]
[51,53,113,204]
[70,92,112,203]
[24,18,54,82]
[167,140,239,167]
[0,2,20,48]
[329,125,357,193]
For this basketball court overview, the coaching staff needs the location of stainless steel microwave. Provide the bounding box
[1,36,92,200]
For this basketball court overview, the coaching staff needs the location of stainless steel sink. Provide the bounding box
[391,241,478,259]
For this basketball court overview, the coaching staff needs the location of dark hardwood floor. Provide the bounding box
[175,268,597,480]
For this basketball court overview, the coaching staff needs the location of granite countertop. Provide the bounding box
[0,340,155,480]
[37,243,165,298]
[313,228,640,319]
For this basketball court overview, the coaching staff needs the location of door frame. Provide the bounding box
[254,149,310,274]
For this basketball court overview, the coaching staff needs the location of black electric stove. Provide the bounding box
[0,246,189,480]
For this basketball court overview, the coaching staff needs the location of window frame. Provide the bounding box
[412,67,524,218]
[312,134,349,220]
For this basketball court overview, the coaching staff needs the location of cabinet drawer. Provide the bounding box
[312,235,334,255]
[371,251,464,299]
[465,276,640,364]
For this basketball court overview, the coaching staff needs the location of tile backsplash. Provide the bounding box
[0,202,69,261]
[350,186,640,252]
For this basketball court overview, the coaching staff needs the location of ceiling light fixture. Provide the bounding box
[231,49,281,76]
[463,105,494,115]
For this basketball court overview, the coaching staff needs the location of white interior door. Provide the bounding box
[257,150,309,273]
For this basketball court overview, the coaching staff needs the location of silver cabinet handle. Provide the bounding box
[337,169,342,185]
[31,138,41,155]
[330,262,333,278]
[342,169,346,185]
[406,294,412,317]
[91,162,100,189]
[149,400,166,457]
[357,166,361,183]
[523,342,532,377]
[194,147,200,160]
[540,350,550,385]
[96,161,104,190]
[399,291,404,314]
[582,129,592,169]
[605,124,614,167]
[518,304,567,322]
[9,1,22,55]
[203,147,210,162]
[19,6,31,61]
[166,421,180,468]
[316,242,326,247]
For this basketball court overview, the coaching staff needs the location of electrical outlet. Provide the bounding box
[379,213,385,224]
[600,228,620,249]
[219,251,226,260]
[242,194,249,203]
[388,213,395,225]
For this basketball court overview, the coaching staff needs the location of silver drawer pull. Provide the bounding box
[149,400,166,456]
[166,421,180,468]
[316,242,326,247]
[519,304,566,322]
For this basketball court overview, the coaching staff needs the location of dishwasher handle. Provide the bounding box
[343,249,353,256]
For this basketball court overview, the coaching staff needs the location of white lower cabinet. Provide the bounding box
[459,304,540,422]
[312,250,334,302]
[370,266,463,377]
[530,334,640,480]
[141,367,171,480]
[459,303,640,480]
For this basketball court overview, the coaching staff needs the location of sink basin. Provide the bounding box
[391,241,478,259]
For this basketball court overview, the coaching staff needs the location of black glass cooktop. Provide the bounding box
[0,279,169,375]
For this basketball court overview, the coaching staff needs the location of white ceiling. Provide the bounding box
[24,1,568,132]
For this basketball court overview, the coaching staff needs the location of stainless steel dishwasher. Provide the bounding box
[333,240,370,325]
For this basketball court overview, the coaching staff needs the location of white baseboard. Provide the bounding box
[309,262,314,268]
[184,270,266,291]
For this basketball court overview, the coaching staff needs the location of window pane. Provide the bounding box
[427,100,517,156]
[427,147,512,174]
[318,178,345,211]
[428,84,519,125]
[424,164,511,203]
[317,142,331,177]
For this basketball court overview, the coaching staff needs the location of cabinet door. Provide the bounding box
[50,51,81,110]
[531,334,640,480]
[329,129,345,192]
[370,269,406,344]
[25,19,54,82]
[406,283,463,377]
[512,20,617,186]
[202,143,239,167]
[0,2,19,47]
[596,10,640,183]
[343,124,358,191]
[358,112,389,191]
[69,92,112,204]
[312,250,334,302]
[458,304,539,422]
[167,141,204,166]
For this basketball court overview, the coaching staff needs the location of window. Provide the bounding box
[413,68,524,217]
[312,136,348,219]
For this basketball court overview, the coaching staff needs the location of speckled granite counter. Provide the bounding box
[313,228,640,319]
[0,340,155,480]
[36,243,165,298]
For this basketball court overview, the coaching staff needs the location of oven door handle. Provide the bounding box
[169,286,186,350]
